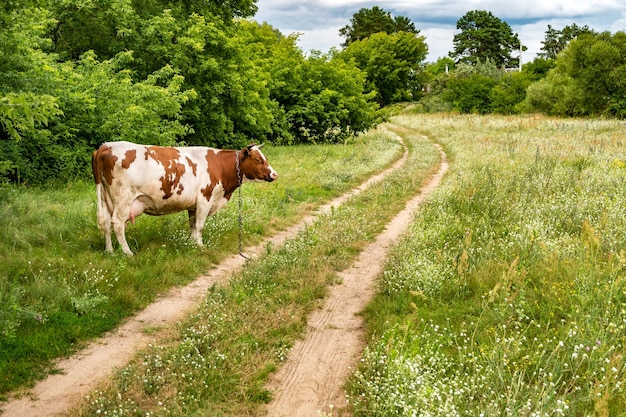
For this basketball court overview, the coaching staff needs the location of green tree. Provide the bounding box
[440,61,501,113]
[524,72,583,116]
[561,31,626,115]
[450,10,522,67]
[539,23,594,59]
[48,0,258,60]
[339,6,419,47]
[425,57,456,77]
[282,52,380,144]
[523,57,556,80]
[43,0,275,148]
[526,31,626,117]
[340,31,429,106]
[0,6,194,184]
[490,71,532,114]
[229,21,380,144]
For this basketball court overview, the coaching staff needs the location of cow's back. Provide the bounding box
[92,142,213,215]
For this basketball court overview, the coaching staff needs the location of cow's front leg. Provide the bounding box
[191,206,211,247]
[188,209,201,245]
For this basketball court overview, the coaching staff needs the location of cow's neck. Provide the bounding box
[221,150,242,200]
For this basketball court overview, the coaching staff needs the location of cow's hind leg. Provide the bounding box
[103,222,113,253]
[96,185,114,253]
[112,207,134,256]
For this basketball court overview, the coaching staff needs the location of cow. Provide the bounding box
[91,141,278,256]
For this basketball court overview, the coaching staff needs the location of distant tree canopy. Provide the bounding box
[340,31,428,106]
[337,6,427,106]
[526,31,626,117]
[538,23,594,59]
[339,6,419,47]
[450,10,523,68]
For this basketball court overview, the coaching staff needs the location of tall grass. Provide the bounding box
[349,113,626,416]
[0,134,401,397]
[69,128,441,416]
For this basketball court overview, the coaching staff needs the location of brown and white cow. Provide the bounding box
[91,141,278,255]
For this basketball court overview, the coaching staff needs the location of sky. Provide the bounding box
[254,0,626,63]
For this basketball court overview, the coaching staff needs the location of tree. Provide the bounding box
[425,57,456,77]
[526,31,626,117]
[0,6,195,184]
[489,71,532,114]
[450,10,522,67]
[281,52,380,144]
[339,6,419,47]
[539,23,594,59]
[223,21,381,144]
[523,57,556,80]
[440,60,502,113]
[340,31,429,106]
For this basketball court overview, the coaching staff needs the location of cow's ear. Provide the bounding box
[244,144,256,158]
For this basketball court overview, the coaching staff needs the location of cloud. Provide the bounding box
[254,0,626,61]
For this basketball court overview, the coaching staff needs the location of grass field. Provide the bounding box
[350,112,626,416]
[0,133,404,398]
[4,112,626,417]
[68,125,441,416]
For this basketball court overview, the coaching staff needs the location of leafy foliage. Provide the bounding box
[539,23,594,59]
[526,31,626,117]
[451,10,523,68]
[279,52,380,144]
[0,7,194,183]
[340,32,429,106]
[339,6,419,47]
[0,2,381,184]
[440,61,501,113]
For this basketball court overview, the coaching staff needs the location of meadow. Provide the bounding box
[350,113,626,416]
[0,133,404,397]
[67,123,441,416]
[3,112,626,417]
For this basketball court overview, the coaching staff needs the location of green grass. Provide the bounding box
[12,113,623,417]
[69,126,441,416]
[0,133,402,398]
[349,113,626,416]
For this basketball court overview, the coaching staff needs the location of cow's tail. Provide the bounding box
[91,148,110,234]
[91,149,101,185]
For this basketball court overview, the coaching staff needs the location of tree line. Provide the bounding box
[1,2,625,184]
[422,14,626,118]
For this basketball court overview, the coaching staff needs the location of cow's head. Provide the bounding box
[239,144,278,183]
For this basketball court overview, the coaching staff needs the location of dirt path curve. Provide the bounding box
[265,140,448,417]
[2,128,411,417]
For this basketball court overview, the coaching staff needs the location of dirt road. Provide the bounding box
[265,142,448,416]
[2,129,431,417]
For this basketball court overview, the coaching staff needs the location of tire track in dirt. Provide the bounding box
[265,138,448,417]
[1,128,409,417]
